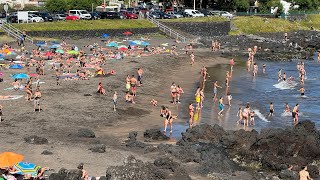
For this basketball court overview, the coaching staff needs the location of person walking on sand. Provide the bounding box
[190,52,195,65]
[130,75,137,96]
[189,103,194,127]
[34,89,41,112]
[218,97,224,116]
[113,91,117,112]
[299,166,312,180]
[170,82,177,104]
[213,81,222,101]
[269,102,274,117]
[137,68,144,86]
[176,85,184,104]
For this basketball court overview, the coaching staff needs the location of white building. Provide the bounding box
[0,0,46,8]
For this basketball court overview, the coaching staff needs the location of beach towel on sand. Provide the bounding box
[0,95,23,100]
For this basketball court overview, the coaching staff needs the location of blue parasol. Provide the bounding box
[129,41,137,46]
[49,44,61,49]
[50,41,60,44]
[9,64,23,69]
[12,73,29,79]
[101,34,109,38]
[141,41,150,46]
[14,162,41,177]
[106,42,118,47]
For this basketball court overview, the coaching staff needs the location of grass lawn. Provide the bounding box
[11,19,155,31]
[229,16,307,35]
[161,16,228,23]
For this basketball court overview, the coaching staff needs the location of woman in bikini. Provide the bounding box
[125,75,131,92]
[163,107,176,134]
[176,85,184,104]
[25,84,32,101]
[97,82,106,95]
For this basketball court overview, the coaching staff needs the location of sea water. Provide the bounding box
[199,54,320,131]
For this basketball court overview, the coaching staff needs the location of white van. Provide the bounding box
[69,10,91,20]
[184,9,204,17]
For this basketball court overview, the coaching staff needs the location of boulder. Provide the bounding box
[24,135,48,145]
[143,129,169,141]
[49,168,82,180]
[307,165,320,179]
[279,169,299,180]
[125,132,148,148]
[89,144,106,153]
[77,128,96,138]
[41,150,53,155]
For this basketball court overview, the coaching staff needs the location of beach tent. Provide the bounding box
[106,42,118,47]
[14,162,41,177]
[12,73,29,79]
[0,152,24,168]
[9,64,23,69]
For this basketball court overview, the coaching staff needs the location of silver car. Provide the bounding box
[167,11,183,18]
[53,14,66,21]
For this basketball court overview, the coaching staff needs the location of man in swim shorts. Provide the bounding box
[218,97,224,116]
[34,89,41,112]
[130,75,137,96]
[292,103,299,124]
[269,102,274,117]
[213,81,222,101]
[137,68,143,86]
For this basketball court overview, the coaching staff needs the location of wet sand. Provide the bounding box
[0,37,228,177]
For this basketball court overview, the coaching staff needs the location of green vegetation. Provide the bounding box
[301,14,320,30]
[161,16,228,23]
[229,16,306,35]
[12,19,155,31]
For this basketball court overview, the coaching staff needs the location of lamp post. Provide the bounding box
[193,0,196,10]
[4,3,8,23]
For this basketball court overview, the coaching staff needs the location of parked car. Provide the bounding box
[66,15,79,21]
[90,12,101,20]
[184,9,205,17]
[166,11,183,18]
[8,14,18,23]
[69,10,91,20]
[149,11,160,19]
[28,14,44,22]
[53,14,66,21]
[156,11,171,19]
[100,12,123,19]
[123,11,138,19]
[33,12,53,21]
[210,11,234,19]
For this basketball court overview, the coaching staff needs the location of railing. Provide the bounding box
[147,16,187,43]
[0,20,34,44]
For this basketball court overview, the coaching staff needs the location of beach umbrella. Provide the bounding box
[106,42,118,47]
[0,58,4,61]
[0,152,24,168]
[9,64,23,69]
[14,162,41,177]
[50,41,60,44]
[49,44,61,49]
[123,31,133,35]
[12,73,29,79]
[67,50,79,55]
[118,46,128,51]
[101,34,109,38]
[0,54,4,58]
[161,43,169,47]
[44,52,54,57]
[36,43,46,47]
[55,49,64,54]
[28,74,38,77]
[129,41,137,46]
[141,41,150,46]
[0,72,3,76]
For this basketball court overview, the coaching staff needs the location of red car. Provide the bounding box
[66,15,79,21]
[123,11,138,19]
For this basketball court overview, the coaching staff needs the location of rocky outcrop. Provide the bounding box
[105,155,191,180]
[49,168,82,180]
[89,144,106,153]
[77,128,96,138]
[144,129,169,141]
[125,131,148,148]
[24,135,48,145]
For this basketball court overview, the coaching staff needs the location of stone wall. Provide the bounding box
[162,21,231,37]
[0,27,161,39]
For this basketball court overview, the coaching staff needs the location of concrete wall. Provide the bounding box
[162,21,231,37]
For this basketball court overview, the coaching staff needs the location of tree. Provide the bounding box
[45,0,67,12]
[234,0,250,11]
[288,0,320,10]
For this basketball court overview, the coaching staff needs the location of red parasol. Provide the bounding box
[44,52,54,57]
[123,31,133,35]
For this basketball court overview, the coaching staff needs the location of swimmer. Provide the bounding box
[269,102,274,117]
[292,103,299,124]
[318,51,320,62]
[285,103,290,113]
[262,64,266,74]
[288,76,294,82]
[299,87,305,96]
[218,97,224,116]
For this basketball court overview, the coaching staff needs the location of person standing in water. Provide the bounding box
[292,103,299,124]
[229,58,235,72]
[213,81,222,101]
[236,107,243,124]
[285,103,290,113]
[225,71,230,88]
[218,97,224,116]
[278,69,282,81]
[227,93,232,106]
[190,52,195,65]
[250,111,255,125]
[189,103,194,127]
[283,72,287,81]
[253,63,258,77]
[269,102,274,117]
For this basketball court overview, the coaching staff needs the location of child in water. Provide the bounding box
[236,107,243,124]
[250,111,255,125]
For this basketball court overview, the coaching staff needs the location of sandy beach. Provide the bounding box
[0,36,228,177]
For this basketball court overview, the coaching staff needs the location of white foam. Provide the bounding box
[281,111,291,117]
[273,81,298,90]
[252,109,270,122]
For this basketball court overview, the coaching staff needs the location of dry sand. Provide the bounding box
[0,37,228,177]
